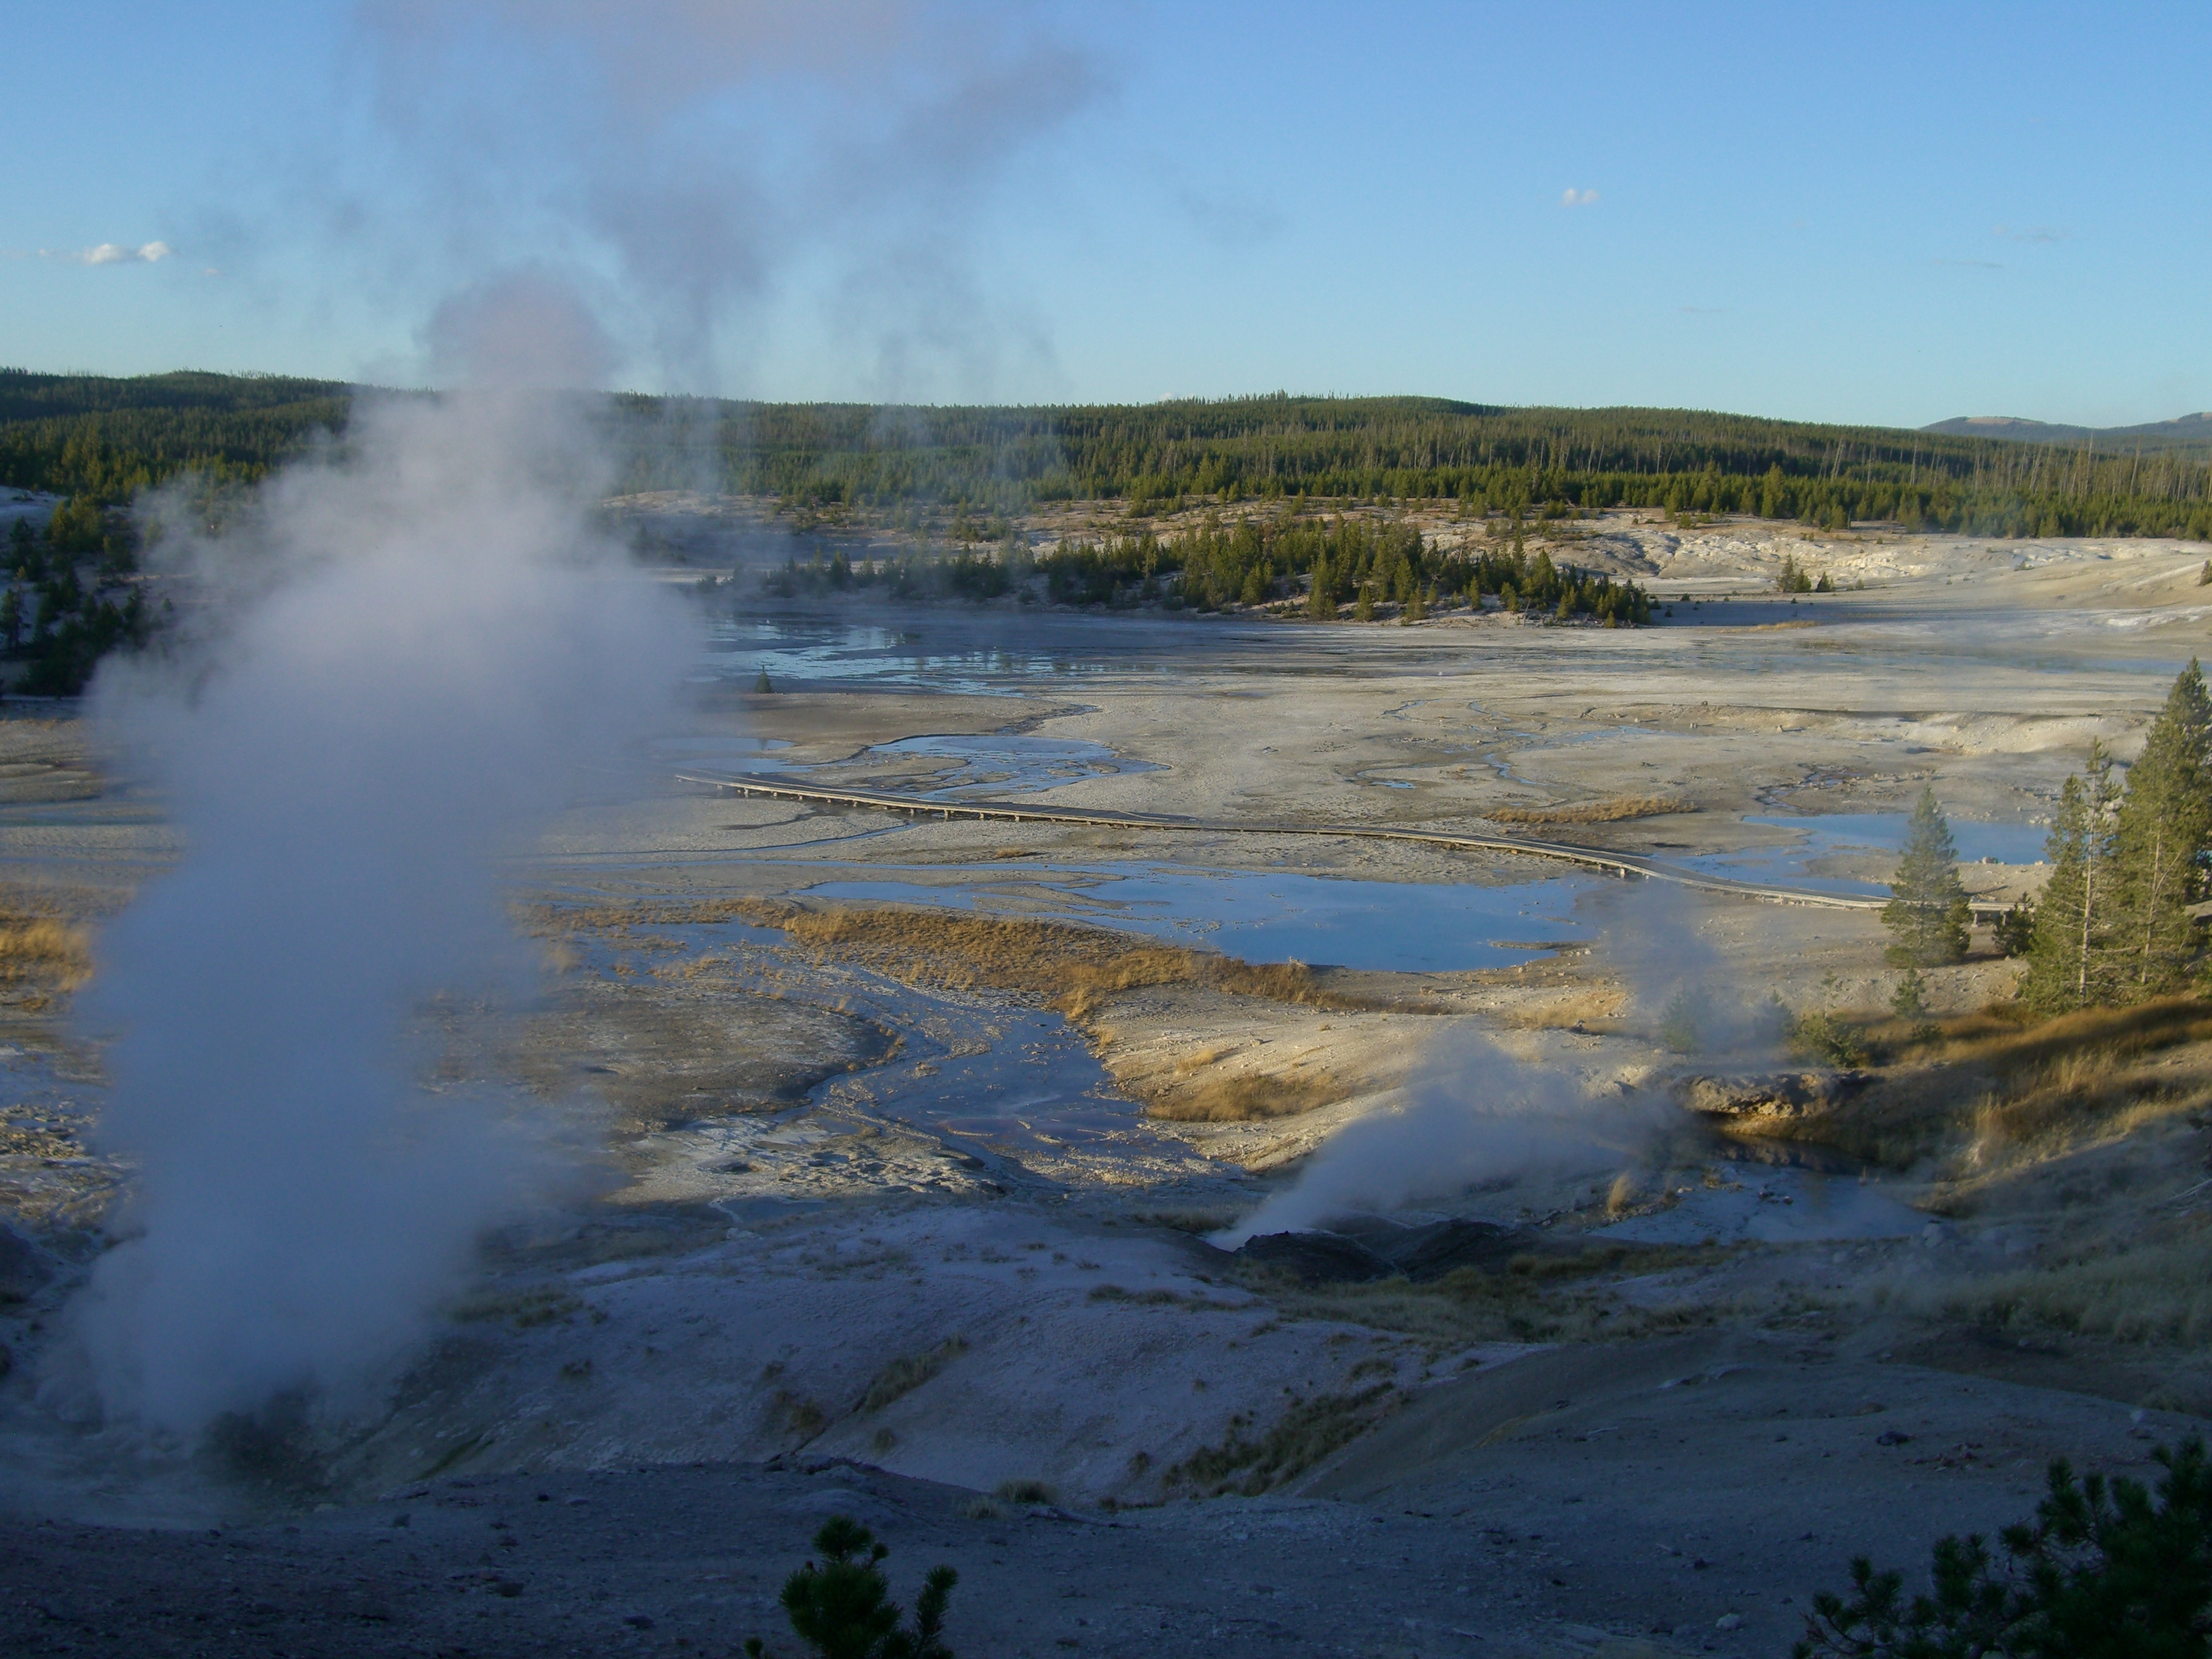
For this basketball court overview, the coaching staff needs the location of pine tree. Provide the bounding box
[1306,559,1333,618]
[750,1516,956,1659]
[2111,659,2212,997]
[1881,786,1972,967]
[2023,745,2123,1013]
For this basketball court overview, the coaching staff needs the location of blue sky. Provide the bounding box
[4,1,2205,427]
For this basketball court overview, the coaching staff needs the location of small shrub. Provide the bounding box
[1796,1437,2212,1658]
[774,1391,828,1437]
[1658,988,1703,1054]
[993,1478,1055,1506]
[1892,968,1929,1021]
[954,1496,1003,1521]
[748,1515,957,1659]
[1792,1008,1871,1068]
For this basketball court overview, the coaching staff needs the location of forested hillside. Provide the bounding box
[5,371,2210,543]
[0,369,350,501]
[668,395,2212,540]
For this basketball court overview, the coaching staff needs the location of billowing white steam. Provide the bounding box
[1216,882,1761,1248]
[1215,1027,1647,1247]
[73,390,690,1430]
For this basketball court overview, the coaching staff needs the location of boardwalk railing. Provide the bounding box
[677,769,2014,922]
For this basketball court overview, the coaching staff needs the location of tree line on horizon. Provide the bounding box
[6,369,2210,541]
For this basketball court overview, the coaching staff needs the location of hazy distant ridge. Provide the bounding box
[1925,412,2212,453]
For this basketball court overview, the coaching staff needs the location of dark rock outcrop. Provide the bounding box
[1674,1070,1869,1123]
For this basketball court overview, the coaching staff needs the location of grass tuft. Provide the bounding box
[856,1337,968,1414]
[1164,1385,1400,1496]
[0,917,92,993]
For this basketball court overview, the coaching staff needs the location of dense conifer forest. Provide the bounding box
[763,511,1657,625]
[6,371,2210,542]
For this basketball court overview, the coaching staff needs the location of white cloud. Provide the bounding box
[41,241,174,266]
[1561,187,1599,207]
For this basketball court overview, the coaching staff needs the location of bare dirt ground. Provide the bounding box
[2,509,2210,1657]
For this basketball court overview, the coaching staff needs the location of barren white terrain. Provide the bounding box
[1,510,2208,1658]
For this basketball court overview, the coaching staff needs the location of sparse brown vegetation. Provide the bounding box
[1740,997,2212,1171]
[1240,1242,1735,1346]
[774,1390,828,1437]
[1164,1384,1400,1496]
[1486,794,1691,826]
[857,1338,968,1414]
[1141,1070,1347,1122]
[720,900,1375,1020]
[0,916,91,992]
[1935,1228,2212,1347]
[446,1284,588,1329]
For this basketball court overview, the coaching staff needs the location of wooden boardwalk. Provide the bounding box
[679,770,2011,921]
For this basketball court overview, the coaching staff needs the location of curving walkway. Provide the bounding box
[677,770,2011,920]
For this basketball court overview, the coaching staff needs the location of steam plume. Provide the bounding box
[347,0,1102,397]
[72,388,689,1430]
[1215,1027,1645,1247]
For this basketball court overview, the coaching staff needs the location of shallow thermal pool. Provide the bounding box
[800,862,1590,973]
[1680,811,2047,897]
[701,612,1197,694]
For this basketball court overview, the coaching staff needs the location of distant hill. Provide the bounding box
[2,369,2208,542]
[1925,412,2212,454]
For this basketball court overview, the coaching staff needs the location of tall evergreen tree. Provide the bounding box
[2023,744,2123,1013]
[2111,659,2212,997]
[1882,786,1972,967]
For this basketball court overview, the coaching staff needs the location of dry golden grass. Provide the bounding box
[1495,987,1624,1030]
[1733,997,2212,1173]
[721,899,1373,1021]
[1949,997,2212,1070]
[1928,1223,2212,1346]
[1142,1070,1349,1122]
[0,917,92,992]
[1486,795,1691,826]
